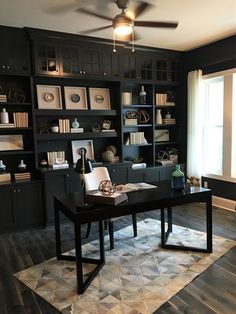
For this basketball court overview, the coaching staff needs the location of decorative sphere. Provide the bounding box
[98,180,116,196]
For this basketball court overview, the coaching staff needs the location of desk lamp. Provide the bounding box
[75,147,93,207]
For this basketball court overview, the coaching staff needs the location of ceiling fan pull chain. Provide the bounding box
[113,31,116,52]
[132,28,135,52]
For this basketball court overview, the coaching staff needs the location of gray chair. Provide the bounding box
[84,167,137,249]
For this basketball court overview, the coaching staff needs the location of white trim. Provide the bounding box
[203,173,236,183]
[203,68,236,80]
[212,195,236,212]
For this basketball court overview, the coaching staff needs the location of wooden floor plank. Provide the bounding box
[0,203,235,313]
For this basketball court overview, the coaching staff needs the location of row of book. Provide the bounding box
[156,93,175,106]
[13,112,28,127]
[0,172,31,183]
[126,132,147,145]
[0,94,7,102]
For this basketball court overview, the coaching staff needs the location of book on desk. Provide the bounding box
[87,191,128,205]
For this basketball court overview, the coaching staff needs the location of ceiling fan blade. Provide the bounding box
[76,8,113,21]
[133,1,152,19]
[79,25,112,35]
[134,21,178,28]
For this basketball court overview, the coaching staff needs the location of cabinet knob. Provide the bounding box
[103,72,106,76]
[112,169,115,173]
[18,188,21,193]
[66,174,69,178]
[13,189,16,193]
[79,70,82,74]
[83,70,86,74]
[7,65,10,69]
[2,65,5,69]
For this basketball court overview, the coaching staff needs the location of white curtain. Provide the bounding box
[187,70,204,179]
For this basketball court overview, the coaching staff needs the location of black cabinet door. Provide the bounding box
[60,45,81,76]
[80,47,102,77]
[128,167,159,183]
[123,50,153,80]
[0,187,14,231]
[107,165,128,184]
[14,182,43,227]
[102,48,120,79]
[155,58,180,83]
[33,41,60,75]
[0,28,30,75]
[44,171,70,223]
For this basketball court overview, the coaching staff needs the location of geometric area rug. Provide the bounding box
[14,218,236,314]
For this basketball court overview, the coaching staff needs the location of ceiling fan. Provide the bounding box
[76,0,178,41]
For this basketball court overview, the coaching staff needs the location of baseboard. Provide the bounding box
[212,195,236,212]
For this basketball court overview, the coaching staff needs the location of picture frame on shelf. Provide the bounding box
[89,88,111,110]
[36,85,62,109]
[0,134,24,151]
[64,86,88,110]
[71,139,95,164]
[155,129,170,142]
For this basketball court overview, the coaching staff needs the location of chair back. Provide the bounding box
[84,167,110,192]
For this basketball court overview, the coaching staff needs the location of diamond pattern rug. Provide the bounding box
[14,219,236,314]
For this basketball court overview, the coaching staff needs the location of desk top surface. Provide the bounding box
[54,181,211,224]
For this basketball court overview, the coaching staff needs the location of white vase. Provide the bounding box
[1,108,9,124]
[156,109,162,124]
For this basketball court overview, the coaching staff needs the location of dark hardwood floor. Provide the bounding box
[0,204,235,314]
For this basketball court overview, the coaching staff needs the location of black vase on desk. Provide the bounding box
[171,164,185,190]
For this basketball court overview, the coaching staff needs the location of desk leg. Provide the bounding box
[161,200,213,253]
[206,196,213,253]
[54,201,62,259]
[74,222,83,294]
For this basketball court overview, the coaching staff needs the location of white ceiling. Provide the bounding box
[0,0,235,51]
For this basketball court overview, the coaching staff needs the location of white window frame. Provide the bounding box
[202,68,236,182]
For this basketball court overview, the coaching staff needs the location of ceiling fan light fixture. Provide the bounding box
[114,23,133,36]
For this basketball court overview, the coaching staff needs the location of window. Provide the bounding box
[202,70,236,179]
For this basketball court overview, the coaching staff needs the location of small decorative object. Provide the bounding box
[0,134,24,151]
[71,94,80,103]
[98,180,116,196]
[0,108,9,124]
[72,118,80,129]
[89,88,111,110]
[171,164,185,190]
[17,160,27,172]
[102,145,119,162]
[139,85,146,105]
[125,110,137,119]
[122,92,132,105]
[165,111,171,119]
[137,110,150,124]
[71,140,94,164]
[155,130,169,142]
[8,88,26,103]
[0,160,6,173]
[64,87,88,110]
[156,109,162,124]
[44,92,54,102]
[157,150,170,161]
[39,119,50,134]
[40,159,48,166]
[101,120,111,130]
[36,85,62,109]
[92,122,101,132]
[50,124,59,133]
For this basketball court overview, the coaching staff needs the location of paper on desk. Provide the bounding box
[116,182,157,193]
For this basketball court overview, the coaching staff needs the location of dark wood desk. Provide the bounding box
[54,181,212,294]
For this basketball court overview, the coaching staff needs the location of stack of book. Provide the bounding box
[156,93,167,106]
[13,172,31,181]
[59,119,70,133]
[70,128,84,133]
[0,173,11,183]
[124,118,137,126]
[13,112,28,127]
[130,132,146,145]
[162,118,176,124]
[156,159,174,165]
[0,123,15,128]
[0,95,7,102]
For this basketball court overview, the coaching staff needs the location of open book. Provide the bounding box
[116,182,157,193]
